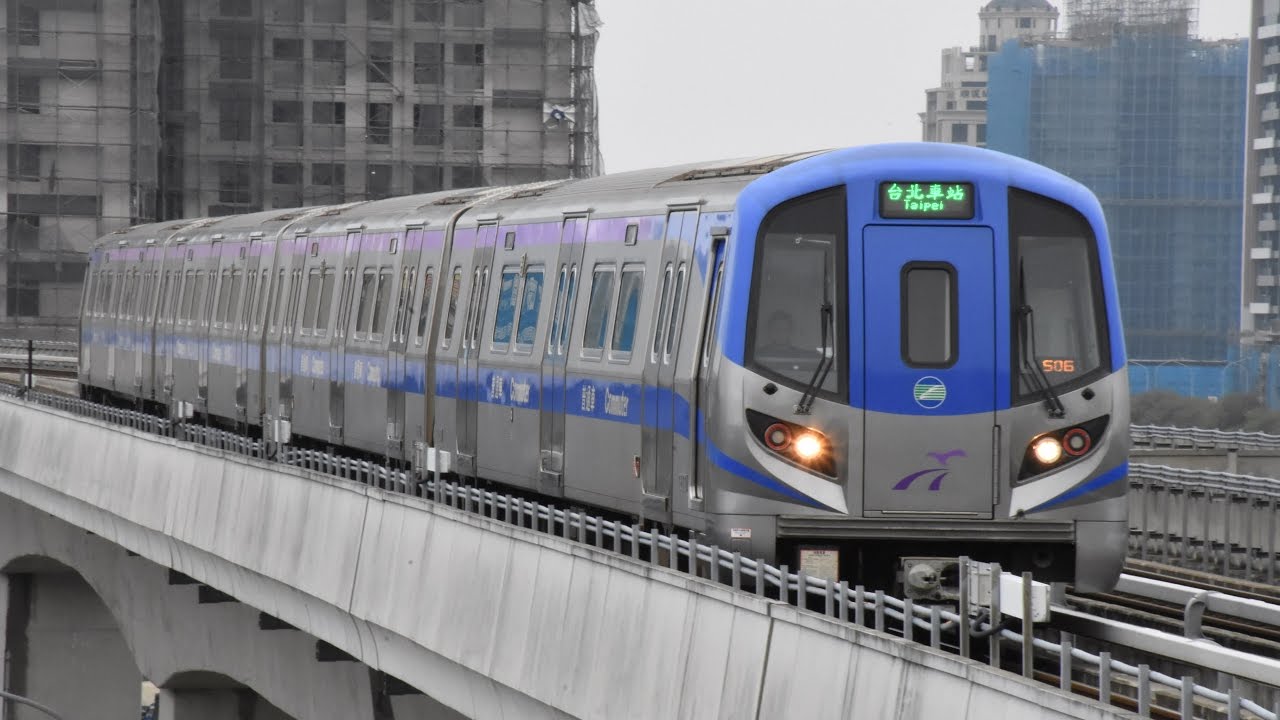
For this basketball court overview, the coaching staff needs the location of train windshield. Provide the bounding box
[748,187,846,395]
[1010,189,1109,400]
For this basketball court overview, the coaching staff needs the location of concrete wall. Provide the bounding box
[0,397,1133,720]
[1132,447,1280,478]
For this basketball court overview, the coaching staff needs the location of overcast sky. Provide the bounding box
[593,1,1250,173]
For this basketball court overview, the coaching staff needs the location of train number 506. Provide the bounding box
[1041,358,1076,373]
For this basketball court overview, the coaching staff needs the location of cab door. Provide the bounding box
[862,225,996,518]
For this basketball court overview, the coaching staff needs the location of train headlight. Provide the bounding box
[793,433,825,461]
[746,410,837,477]
[1017,415,1111,483]
[1031,436,1063,465]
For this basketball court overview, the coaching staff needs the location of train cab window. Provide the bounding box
[582,266,615,354]
[492,267,519,347]
[442,267,462,347]
[1009,188,1109,399]
[516,268,543,348]
[902,264,956,367]
[371,269,392,336]
[747,187,846,393]
[664,263,686,362]
[415,268,435,345]
[611,266,643,357]
[315,268,336,334]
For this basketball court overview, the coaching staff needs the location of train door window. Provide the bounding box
[415,267,435,345]
[559,264,578,355]
[442,267,462,348]
[153,272,167,324]
[197,272,212,329]
[285,269,303,333]
[333,269,351,338]
[581,265,616,356]
[392,268,414,342]
[467,268,489,350]
[270,269,286,332]
[253,269,269,331]
[902,264,956,368]
[652,263,672,361]
[356,268,377,335]
[703,258,726,369]
[228,270,242,329]
[315,268,336,335]
[240,272,256,331]
[301,269,322,333]
[215,270,231,327]
[180,271,194,325]
[491,267,519,348]
[664,263,687,363]
[371,269,392,337]
[610,266,644,360]
[547,265,567,354]
[515,267,543,351]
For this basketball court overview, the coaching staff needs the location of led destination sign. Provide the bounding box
[879,181,975,219]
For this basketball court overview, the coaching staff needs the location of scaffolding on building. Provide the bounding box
[1065,0,1198,40]
[1,0,601,341]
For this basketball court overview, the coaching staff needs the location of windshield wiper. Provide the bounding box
[796,253,834,415]
[1017,259,1066,419]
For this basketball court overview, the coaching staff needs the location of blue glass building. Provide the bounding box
[987,20,1248,397]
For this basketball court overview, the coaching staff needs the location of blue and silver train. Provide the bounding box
[79,143,1130,593]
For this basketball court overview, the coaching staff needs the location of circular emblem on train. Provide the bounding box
[912,376,947,409]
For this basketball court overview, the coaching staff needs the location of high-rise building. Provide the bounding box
[920,0,1059,146]
[1244,1,1280,346]
[0,0,161,339]
[0,0,601,340]
[987,0,1248,393]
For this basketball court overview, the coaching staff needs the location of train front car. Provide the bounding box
[708,143,1128,595]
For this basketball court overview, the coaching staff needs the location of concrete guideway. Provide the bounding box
[0,396,1139,720]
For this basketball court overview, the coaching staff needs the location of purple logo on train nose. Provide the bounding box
[893,449,967,491]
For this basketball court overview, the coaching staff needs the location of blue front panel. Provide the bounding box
[862,225,997,416]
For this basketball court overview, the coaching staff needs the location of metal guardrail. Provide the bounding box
[1131,424,1280,451]
[0,339,77,378]
[1129,464,1280,585]
[1,383,1277,719]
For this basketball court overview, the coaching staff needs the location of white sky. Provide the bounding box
[593,1,1251,173]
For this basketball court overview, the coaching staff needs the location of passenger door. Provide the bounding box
[329,230,361,444]
[641,210,695,513]
[386,229,421,459]
[862,225,996,518]
[455,222,498,477]
[538,216,587,493]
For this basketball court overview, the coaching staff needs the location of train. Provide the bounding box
[79,142,1130,595]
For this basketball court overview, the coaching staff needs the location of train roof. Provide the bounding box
[92,149,834,250]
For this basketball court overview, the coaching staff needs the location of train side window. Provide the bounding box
[610,266,644,359]
[415,268,435,345]
[442,267,462,348]
[515,267,543,350]
[652,263,672,361]
[664,263,686,363]
[581,265,616,355]
[371,269,393,337]
[491,267,520,348]
[356,269,377,334]
[315,268,336,335]
[547,265,567,354]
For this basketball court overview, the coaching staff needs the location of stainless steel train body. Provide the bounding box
[79,143,1130,592]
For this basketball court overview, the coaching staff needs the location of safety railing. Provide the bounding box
[1,382,1278,719]
[1131,424,1280,451]
[0,339,78,378]
[1129,463,1280,585]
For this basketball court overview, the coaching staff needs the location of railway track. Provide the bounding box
[1065,559,1280,658]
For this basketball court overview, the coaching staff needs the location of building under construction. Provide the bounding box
[1,0,601,340]
[987,0,1248,386]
